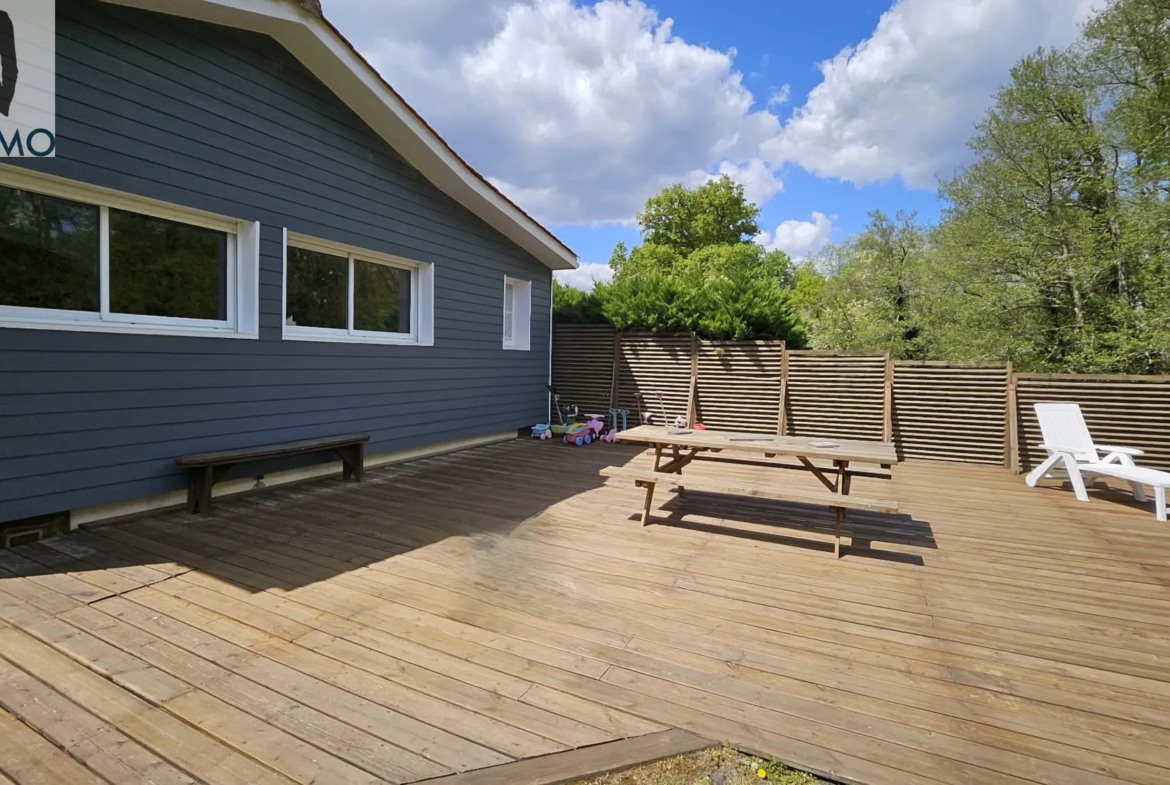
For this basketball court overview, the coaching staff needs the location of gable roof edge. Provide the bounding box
[98,0,579,271]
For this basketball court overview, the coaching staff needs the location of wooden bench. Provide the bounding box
[600,466,898,557]
[176,434,370,517]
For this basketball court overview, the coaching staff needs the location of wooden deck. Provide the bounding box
[1,440,1169,785]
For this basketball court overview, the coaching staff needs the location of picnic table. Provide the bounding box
[601,425,900,558]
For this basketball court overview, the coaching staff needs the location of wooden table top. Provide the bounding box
[617,425,899,465]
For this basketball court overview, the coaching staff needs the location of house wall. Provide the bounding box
[0,0,553,524]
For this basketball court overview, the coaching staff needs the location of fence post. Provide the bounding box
[777,347,789,436]
[608,329,621,409]
[1006,362,1019,473]
[687,333,699,426]
[882,352,894,443]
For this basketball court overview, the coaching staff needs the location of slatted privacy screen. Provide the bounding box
[783,352,889,442]
[695,341,785,433]
[1015,375,1170,472]
[551,328,1170,471]
[614,333,696,426]
[550,324,616,416]
[893,363,1009,466]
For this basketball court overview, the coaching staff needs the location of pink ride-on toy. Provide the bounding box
[583,414,606,441]
[602,407,629,442]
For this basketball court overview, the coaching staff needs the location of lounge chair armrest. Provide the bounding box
[1097,445,1143,457]
[1036,443,1080,455]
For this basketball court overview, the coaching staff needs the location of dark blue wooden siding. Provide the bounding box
[0,0,553,523]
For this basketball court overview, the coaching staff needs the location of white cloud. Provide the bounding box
[324,0,780,226]
[683,158,784,212]
[319,0,1097,228]
[555,262,615,291]
[767,84,791,108]
[759,212,835,259]
[764,0,1098,188]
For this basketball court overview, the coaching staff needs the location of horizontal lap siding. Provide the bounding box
[0,0,552,523]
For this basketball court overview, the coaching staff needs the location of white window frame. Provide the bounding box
[0,166,260,339]
[503,275,532,351]
[283,231,434,347]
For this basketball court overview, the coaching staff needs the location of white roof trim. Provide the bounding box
[99,0,578,271]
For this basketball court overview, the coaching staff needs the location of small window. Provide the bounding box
[283,233,433,346]
[503,276,531,351]
[0,170,259,338]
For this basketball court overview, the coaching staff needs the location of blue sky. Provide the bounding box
[323,0,1096,287]
[554,0,937,270]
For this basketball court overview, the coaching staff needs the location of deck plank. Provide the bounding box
[0,440,1167,785]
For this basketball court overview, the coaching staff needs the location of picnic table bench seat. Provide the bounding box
[691,453,893,480]
[600,465,898,557]
[176,434,370,517]
[603,426,901,558]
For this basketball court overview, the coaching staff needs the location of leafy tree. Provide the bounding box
[797,211,934,358]
[934,43,1168,372]
[552,278,607,324]
[637,175,761,254]
[554,177,806,344]
[799,2,1170,375]
[603,243,805,342]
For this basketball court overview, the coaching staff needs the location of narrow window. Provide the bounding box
[503,276,531,351]
[503,279,516,344]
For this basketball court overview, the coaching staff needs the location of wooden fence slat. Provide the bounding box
[694,341,786,433]
[551,324,617,418]
[614,333,696,426]
[892,363,1009,466]
[784,352,887,442]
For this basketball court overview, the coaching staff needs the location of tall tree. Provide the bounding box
[934,48,1140,371]
[797,211,934,358]
[553,178,805,343]
[637,175,761,255]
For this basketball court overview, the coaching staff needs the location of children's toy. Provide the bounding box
[563,422,593,446]
[531,424,552,440]
[547,385,579,436]
[634,393,650,425]
[603,407,630,442]
[584,414,606,440]
[654,391,669,424]
[674,416,688,429]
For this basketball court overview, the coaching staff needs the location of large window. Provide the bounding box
[0,168,259,338]
[283,233,433,346]
[503,276,532,351]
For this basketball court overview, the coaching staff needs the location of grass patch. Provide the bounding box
[569,744,826,785]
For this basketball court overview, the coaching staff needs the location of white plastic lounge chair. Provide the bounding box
[1024,403,1163,517]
